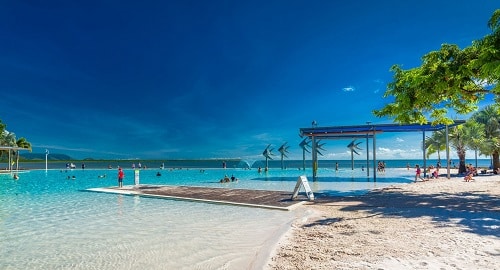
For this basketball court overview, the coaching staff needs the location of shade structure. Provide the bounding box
[299,121,466,180]
[0,146,31,172]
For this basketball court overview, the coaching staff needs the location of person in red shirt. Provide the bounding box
[118,168,124,188]
[415,164,424,182]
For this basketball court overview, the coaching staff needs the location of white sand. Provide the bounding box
[265,172,500,270]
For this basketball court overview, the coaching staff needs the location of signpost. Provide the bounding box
[291,175,314,201]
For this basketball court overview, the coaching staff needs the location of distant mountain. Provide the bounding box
[20,153,73,161]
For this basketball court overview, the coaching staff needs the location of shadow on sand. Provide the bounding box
[309,187,500,237]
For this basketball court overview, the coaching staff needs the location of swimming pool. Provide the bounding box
[0,168,413,269]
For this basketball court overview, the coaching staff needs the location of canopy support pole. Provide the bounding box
[372,128,377,181]
[311,136,317,180]
[423,130,427,178]
[366,133,370,177]
[446,125,450,179]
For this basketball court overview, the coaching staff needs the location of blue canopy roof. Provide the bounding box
[299,121,466,138]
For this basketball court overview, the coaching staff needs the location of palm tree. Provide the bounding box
[16,137,32,150]
[0,120,32,170]
[0,121,7,160]
[1,130,16,146]
[449,125,468,174]
[1,130,16,156]
[0,120,5,135]
[15,137,32,170]
[462,120,486,168]
[471,105,500,170]
[0,130,17,170]
[425,130,446,162]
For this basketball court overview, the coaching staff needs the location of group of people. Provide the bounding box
[377,161,386,172]
[257,167,270,173]
[414,164,440,182]
[464,164,478,182]
[131,163,147,169]
[130,162,168,170]
[219,174,237,183]
[413,162,487,182]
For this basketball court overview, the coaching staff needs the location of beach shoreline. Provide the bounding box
[265,172,500,269]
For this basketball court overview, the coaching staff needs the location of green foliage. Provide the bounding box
[449,125,468,173]
[488,9,500,31]
[374,9,499,124]
[0,118,32,160]
[0,120,5,134]
[16,137,32,151]
[471,105,500,169]
[425,130,446,159]
[462,120,485,152]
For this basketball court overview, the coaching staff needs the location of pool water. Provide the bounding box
[0,168,413,269]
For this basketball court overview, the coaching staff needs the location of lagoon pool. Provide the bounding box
[0,167,413,269]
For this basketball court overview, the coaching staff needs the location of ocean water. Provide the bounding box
[10,158,492,171]
[0,167,426,269]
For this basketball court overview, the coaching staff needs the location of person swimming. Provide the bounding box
[220,175,231,183]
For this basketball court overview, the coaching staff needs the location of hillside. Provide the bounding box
[19,153,73,161]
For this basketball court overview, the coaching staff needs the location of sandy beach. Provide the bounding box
[266,171,500,270]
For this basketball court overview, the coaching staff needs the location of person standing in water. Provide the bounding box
[117,168,124,188]
[415,164,424,182]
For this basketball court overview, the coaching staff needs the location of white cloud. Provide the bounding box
[378,147,391,153]
[342,86,355,92]
[252,133,274,142]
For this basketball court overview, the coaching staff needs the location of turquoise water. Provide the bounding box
[6,158,492,172]
[0,167,414,269]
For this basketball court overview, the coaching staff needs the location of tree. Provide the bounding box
[471,105,500,170]
[0,130,16,169]
[0,120,5,134]
[425,130,446,161]
[449,125,468,174]
[373,9,499,124]
[471,9,500,97]
[462,120,486,169]
[14,137,32,170]
[0,119,32,165]
[16,137,32,150]
[2,131,16,148]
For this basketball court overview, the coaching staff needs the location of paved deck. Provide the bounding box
[87,185,309,210]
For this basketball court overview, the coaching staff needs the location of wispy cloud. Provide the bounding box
[252,133,274,142]
[342,86,355,92]
[373,79,385,94]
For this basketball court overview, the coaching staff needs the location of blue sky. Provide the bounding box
[0,1,497,160]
